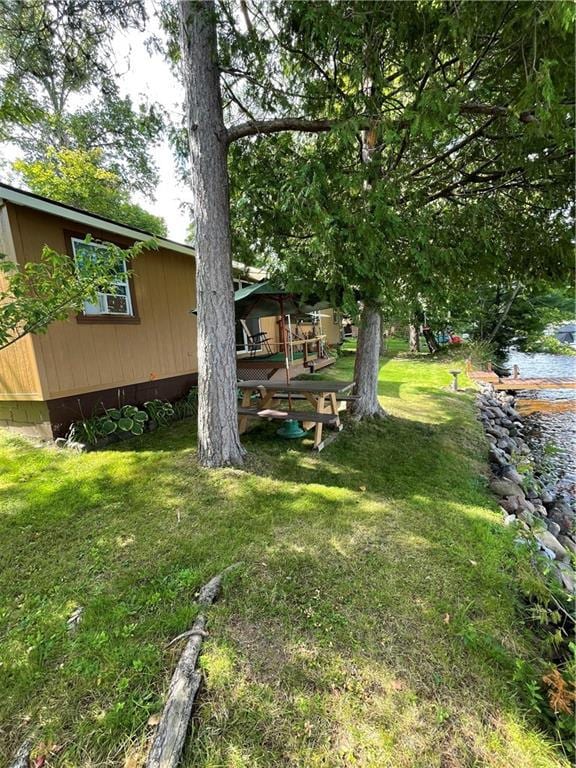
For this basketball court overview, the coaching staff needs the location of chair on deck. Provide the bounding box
[240,319,273,357]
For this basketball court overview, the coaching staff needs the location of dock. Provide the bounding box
[468,362,576,392]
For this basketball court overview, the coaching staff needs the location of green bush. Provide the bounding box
[67,404,148,445]
[143,399,175,427]
[523,335,576,355]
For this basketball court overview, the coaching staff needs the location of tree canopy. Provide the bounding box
[227,0,574,314]
[0,0,165,229]
[172,0,574,464]
[14,148,168,236]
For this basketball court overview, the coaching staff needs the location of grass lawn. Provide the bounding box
[0,342,569,767]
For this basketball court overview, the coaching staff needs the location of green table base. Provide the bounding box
[276,419,308,439]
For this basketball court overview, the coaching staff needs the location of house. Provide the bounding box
[0,184,342,439]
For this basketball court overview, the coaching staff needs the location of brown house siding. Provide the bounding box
[46,371,199,438]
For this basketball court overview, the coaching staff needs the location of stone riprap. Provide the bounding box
[477,385,575,594]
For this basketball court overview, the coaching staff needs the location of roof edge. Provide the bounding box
[0,181,268,279]
[0,182,196,258]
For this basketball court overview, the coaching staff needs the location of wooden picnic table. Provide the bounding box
[237,379,355,451]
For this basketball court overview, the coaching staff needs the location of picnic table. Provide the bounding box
[237,379,355,451]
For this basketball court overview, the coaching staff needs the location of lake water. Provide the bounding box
[506,351,576,492]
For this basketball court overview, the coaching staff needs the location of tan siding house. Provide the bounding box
[0,184,341,439]
[0,185,206,438]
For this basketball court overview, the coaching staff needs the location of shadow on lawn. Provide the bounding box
[0,415,559,766]
[182,527,530,767]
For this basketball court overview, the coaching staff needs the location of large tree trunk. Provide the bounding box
[352,304,387,419]
[422,325,439,354]
[179,1,245,467]
[408,322,420,353]
[379,313,388,358]
[486,283,521,343]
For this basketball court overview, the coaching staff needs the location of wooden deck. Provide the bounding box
[469,370,576,391]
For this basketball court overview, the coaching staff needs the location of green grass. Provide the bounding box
[0,341,569,767]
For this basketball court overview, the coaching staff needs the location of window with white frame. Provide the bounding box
[233,278,262,351]
[72,237,133,316]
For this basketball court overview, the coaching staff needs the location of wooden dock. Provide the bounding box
[493,377,576,391]
[468,365,576,392]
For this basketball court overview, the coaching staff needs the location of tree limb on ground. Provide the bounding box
[8,739,33,768]
[146,563,242,768]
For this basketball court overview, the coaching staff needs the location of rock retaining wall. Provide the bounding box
[477,385,575,594]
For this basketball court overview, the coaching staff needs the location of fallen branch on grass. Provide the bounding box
[146,563,242,768]
[165,627,209,649]
[8,739,32,768]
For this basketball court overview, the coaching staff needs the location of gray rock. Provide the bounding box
[546,520,561,537]
[551,500,573,517]
[540,488,556,506]
[497,437,516,454]
[558,535,576,555]
[500,495,521,514]
[489,447,508,467]
[541,545,557,561]
[533,504,547,518]
[501,465,524,486]
[551,517,574,536]
[555,562,575,594]
[485,433,497,444]
[518,510,534,527]
[518,497,535,514]
[487,425,507,439]
[549,508,575,535]
[490,478,526,499]
[535,530,569,562]
[502,512,518,527]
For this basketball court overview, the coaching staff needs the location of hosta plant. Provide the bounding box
[105,405,148,435]
[144,399,175,427]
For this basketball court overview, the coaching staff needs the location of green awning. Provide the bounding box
[192,280,330,320]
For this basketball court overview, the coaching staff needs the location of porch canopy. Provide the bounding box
[190,280,329,319]
[233,280,330,321]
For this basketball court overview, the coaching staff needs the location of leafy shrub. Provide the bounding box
[144,399,175,427]
[523,335,576,356]
[67,404,148,445]
[171,387,198,420]
[104,404,148,436]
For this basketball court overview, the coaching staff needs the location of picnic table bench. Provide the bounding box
[237,379,355,451]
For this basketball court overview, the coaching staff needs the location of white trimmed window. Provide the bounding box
[72,238,133,316]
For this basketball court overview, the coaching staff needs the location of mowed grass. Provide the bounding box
[0,341,568,767]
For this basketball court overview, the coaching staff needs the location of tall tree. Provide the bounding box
[179,0,245,466]
[0,0,164,218]
[177,0,574,466]
[14,148,167,236]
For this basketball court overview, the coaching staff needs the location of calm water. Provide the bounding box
[506,351,576,490]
